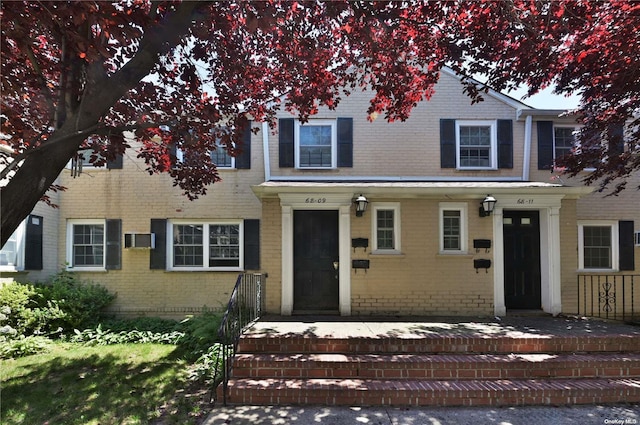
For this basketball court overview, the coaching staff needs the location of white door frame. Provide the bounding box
[493,194,564,316]
[279,193,353,316]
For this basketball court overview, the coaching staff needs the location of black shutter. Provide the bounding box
[150,219,167,270]
[337,117,353,167]
[608,122,625,157]
[105,219,121,270]
[244,219,260,270]
[440,119,456,168]
[236,120,252,169]
[107,155,123,169]
[279,118,295,168]
[619,220,635,271]
[537,121,554,170]
[497,119,513,169]
[24,215,43,270]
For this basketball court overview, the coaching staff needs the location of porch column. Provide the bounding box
[547,206,562,315]
[281,205,293,315]
[493,207,507,316]
[339,204,351,316]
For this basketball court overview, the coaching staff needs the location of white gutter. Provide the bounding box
[522,115,532,181]
[262,122,271,182]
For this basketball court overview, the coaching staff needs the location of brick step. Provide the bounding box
[232,352,640,380]
[223,377,640,406]
[237,334,639,355]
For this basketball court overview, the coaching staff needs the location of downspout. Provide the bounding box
[522,115,532,181]
[262,122,271,182]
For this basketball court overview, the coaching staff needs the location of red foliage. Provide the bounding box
[1,0,639,206]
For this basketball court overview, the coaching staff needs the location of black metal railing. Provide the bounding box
[577,274,639,322]
[214,273,264,405]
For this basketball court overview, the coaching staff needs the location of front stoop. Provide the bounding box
[221,329,640,407]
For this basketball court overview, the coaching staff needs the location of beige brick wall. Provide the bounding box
[262,197,495,316]
[55,135,265,319]
[269,71,525,180]
[350,198,494,316]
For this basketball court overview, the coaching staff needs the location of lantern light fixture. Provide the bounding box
[479,194,497,217]
[354,194,369,217]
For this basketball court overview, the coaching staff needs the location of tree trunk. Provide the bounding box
[0,1,207,247]
[1,130,83,247]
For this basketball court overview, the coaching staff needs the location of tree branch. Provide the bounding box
[0,121,166,181]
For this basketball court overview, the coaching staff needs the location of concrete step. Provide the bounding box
[237,334,639,354]
[231,352,640,380]
[223,377,640,406]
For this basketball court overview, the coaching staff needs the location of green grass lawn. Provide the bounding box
[1,342,209,425]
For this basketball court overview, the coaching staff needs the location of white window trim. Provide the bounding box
[439,202,468,254]
[578,220,619,271]
[212,141,236,169]
[455,120,497,170]
[0,221,26,272]
[294,119,337,169]
[177,144,236,169]
[66,219,107,271]
[167,219,244,271]
[371,203,401,254]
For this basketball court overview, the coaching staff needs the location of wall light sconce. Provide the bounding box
[479,194,497,217]
[354,194,369,217]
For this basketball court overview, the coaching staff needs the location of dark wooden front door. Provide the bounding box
[503,210,542,310]
[294,210,339,312]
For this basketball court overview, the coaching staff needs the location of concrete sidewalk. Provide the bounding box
[203,404,639,425]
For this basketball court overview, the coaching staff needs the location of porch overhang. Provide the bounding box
[252,181,594,200]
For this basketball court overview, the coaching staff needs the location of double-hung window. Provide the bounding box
[578,221,619,271]
[439,203,468,253]
[169,220,243,271]
[210,142,234,169]
[553,126,576,160]
[456,121,497,169]
[295,120,337,169]
[67,219,106,270]
[372,203,401,253]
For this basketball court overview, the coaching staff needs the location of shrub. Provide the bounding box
[178,311,223,360]
[0,282,64,336]
[0,271,116,337]
[37,270,116,331]
[0,335,51,359]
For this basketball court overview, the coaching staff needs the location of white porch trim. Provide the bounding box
[492,195,565,316]
[279,193,353,316]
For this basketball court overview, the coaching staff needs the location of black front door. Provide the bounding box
[503,210,542,310]
[293,210,339,312]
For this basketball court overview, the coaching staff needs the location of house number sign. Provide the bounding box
[305,197,327,204]
[517,198,535,205]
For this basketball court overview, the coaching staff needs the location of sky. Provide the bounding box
[505,85,582,110]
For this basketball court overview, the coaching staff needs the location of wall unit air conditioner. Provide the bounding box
[635,231,640,247]
[124,233,155,249]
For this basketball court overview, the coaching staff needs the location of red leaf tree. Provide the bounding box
[2,1,639,245]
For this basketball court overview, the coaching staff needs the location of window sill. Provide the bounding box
[577,268,619,273]
[166,267,243,272]
[0,268,27,273]
[294,167,338,171]
[437,252,474,258]
[370,250,404,258]
[456,168,498,172]
[66,267,108,272]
